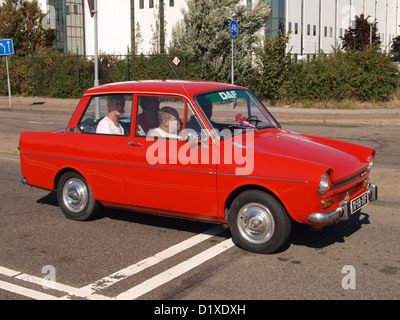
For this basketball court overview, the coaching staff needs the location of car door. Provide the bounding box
[74,94,133,204]
[123,94,219,221]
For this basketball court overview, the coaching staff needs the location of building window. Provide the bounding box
[307,24,310,36]
[48,0,85,55]
[139,0,144,9]
[313,25,316,36]
[295,23,298,35]
[169,0,174,7]
[324,26,327,37]
[330,27,333,37]
[149,0,154,8]
[288,22,292,33]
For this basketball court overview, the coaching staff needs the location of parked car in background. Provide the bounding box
[19,81,378,253]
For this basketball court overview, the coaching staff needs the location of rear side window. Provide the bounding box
[78,94,133,136]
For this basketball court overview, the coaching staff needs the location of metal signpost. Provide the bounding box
[0,38,15,107]
[87,0,99,87]
[229,20,239,84]
[87,0,100,118]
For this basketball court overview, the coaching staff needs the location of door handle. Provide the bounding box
[128,142,143,147]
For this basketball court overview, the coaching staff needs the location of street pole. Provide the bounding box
[367,16,375,46]
[229,19,238,85]
[5,56,12,107]
[370,24,372,45]
[94,0,99,87]
[231,37,234,84]
[93,0,100,120]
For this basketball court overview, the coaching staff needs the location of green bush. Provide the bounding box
[34,55,93,98]
[281,47,399,102]
[247,31,292,100]
[1,45,398,102]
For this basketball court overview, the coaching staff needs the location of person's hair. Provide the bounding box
[107,94,125,105]
[139,96,159,110]
[158,106,180,124]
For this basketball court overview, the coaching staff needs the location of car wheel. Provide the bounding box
[57,172,99,221]
[228,190,291,254]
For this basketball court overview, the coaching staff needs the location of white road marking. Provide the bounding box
[0,280,59,300]
[0,225,234,300]
[67,224,225,299]
[0,266,20,277]
[15,273,84,295]
[115,238,236,300]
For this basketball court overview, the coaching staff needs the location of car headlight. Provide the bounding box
[367,153,374,172]
[319,172,330,195]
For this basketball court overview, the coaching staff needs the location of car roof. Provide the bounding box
[83,80,245,98]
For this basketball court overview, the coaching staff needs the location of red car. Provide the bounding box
[19,81,378,253]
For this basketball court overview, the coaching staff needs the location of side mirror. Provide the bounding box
[183,129,210,149]
[184,130,199,142]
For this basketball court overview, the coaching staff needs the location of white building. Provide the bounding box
[1,0,399,56]
[282,0,400,56]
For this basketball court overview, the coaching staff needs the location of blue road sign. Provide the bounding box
[0,38,14,56]
[229,20,239,38]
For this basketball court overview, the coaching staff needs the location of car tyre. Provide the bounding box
[57,172,99,221]
[228,190,291,254]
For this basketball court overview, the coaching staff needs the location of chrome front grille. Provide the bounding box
[331,180,365,204]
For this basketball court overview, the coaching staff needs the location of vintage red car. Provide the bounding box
[19,80,378,253]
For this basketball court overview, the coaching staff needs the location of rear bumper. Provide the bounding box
[308,183,378,224]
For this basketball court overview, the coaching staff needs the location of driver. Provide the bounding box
[187,98,217,132]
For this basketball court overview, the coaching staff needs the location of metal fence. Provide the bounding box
[0,53,221,98]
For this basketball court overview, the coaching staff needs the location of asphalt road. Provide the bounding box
[0,108,399,302]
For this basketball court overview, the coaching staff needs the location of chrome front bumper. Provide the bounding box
[308,183,378,224]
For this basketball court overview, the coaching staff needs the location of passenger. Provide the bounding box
[148,106,182,139]
[137,96,160,134]
[96,95,125,135]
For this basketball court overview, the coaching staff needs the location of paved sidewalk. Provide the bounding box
[0,95,79,110]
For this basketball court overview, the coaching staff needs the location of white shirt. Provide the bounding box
[148,127,180,139]
[96,116,124,135]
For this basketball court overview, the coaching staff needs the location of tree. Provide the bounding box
[150,1,167,54]
[391,33,400,62]
[341,14,380,51]
[0,0,55,56]
[250,30,292,100]
[170,0,270,84]
[132,22,144,55]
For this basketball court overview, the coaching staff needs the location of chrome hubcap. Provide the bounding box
[237,203,275,244]
[62,178,88,213]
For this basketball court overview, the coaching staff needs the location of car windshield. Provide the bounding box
[195,89,280,136]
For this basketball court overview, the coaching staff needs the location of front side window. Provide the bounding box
[136,95,203,141]
[194,89,279,138]
[78,94,133,136]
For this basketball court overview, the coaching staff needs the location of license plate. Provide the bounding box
[350,192,369,214]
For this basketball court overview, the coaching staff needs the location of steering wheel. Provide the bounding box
[246,115,259,122]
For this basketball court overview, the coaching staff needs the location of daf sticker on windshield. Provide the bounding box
[218,91,237,101]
